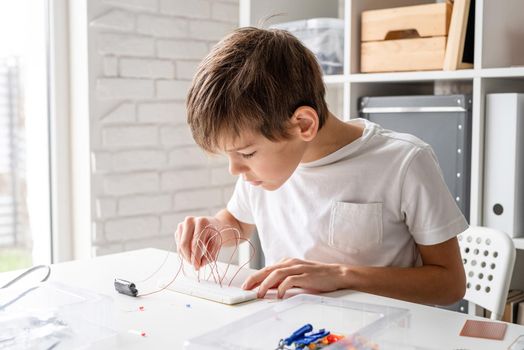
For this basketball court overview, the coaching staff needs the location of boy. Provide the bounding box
[176,27,467,305]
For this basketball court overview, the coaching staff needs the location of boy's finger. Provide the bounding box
[255,272,282,298]
[174,223,182,247]
[199,243,219,268]
[190,222,206,269]
[192,224,219,269]
[277,275,303,299]
[241,277,262,290]
[242,259,302,290]
[241,265,274,290]
[256,265,304,298]
[179,217,195,262]
[204,232,222,263]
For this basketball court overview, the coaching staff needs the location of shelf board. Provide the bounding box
[514,238,524,250]
[481,67,524,79]
[323,74,345,84]
[322,67,524,84]
[348,69,476,83]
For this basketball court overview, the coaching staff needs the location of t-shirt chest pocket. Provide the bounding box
[328,201,383,254]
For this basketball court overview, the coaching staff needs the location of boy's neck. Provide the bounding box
[301,113,364,163]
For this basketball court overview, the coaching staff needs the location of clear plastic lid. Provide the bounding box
[0,281,116,349]
[184,294,410,350]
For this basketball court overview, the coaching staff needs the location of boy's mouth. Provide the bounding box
[248,180,263,186]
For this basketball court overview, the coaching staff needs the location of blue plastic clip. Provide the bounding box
[294,329,330,347]
[283,324,313,346]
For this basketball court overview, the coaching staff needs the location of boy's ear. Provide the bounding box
[290,106,319,141]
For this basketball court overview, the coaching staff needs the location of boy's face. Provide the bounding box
[222,130,307,191]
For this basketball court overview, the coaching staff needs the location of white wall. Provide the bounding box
[87,0,239,256]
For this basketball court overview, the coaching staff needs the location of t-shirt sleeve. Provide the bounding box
[401,146,469,245]
[226,177,255,225]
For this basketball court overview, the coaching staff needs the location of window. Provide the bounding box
[0,1,53,271]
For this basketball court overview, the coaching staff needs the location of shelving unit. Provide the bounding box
[239,0,524,252]
[515,238,524,251]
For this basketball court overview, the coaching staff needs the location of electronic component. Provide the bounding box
[114,278,138,297]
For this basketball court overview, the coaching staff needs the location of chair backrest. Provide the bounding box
[458,226,516,320]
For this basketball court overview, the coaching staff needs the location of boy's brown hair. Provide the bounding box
[186,26,328,153]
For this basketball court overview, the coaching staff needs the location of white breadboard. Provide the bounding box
[158,262,257,305]
[160,277,257,305]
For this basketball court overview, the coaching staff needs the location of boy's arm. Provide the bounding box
[339,237,466,305]
[215,208,256,243]
[242,236,466,306]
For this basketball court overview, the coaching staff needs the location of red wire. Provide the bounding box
[134,225,255,297]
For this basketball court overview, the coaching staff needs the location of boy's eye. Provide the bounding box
[240,151,256,159]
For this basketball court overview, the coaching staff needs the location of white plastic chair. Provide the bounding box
[458,226,516,320]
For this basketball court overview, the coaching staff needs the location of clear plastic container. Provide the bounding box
[0,281,116,349]
[271,18,345,75]
[184,294,411,350]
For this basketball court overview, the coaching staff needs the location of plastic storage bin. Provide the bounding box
[271,18,344,75]
[184,294,410,350]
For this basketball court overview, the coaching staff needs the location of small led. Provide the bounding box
[128,329,147,337]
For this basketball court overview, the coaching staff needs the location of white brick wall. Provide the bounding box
[119,58,175,78]
[136,15,188,38]
[160,126,194,147]
[211,2,238,23]
[175,60,200,80]
[97,33,155,56]
[137,102,186,123]
[157,39,209,60]
[101,125,158,147]
[97,78,155,99]
[89,0,239,255]
[156,80,190,100]
[173,188,222,211]
[159,0,212,19]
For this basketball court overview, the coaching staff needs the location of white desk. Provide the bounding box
[2,248,523,349]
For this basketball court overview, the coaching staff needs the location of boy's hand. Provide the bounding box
[175,216,226,270]
[241,258,348,299]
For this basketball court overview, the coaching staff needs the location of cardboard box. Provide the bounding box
[361,2,452,73]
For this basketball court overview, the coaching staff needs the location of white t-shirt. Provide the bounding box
[227,119,469,267]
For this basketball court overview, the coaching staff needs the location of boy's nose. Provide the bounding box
[229,159,248,176]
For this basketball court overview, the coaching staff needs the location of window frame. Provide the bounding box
[47,0,75,262]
